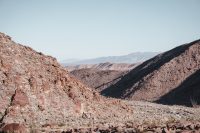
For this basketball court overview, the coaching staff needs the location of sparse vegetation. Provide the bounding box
[58,123,65,127]
[190,97,199,108]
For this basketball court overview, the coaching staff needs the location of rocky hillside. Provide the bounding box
[157,69,200,107]
[70,69,127,92]
[67,63,135,92]
[0,32,200,132]
[66,62,136,72]
[0,32,135,131]
[102,40,200,107]
[0,32,97,126]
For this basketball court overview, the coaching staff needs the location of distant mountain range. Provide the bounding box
[62,52,159,65]
[66,62,136,71]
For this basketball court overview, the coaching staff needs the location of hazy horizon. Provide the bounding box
[61,51,160,61]
[0,0,200,61]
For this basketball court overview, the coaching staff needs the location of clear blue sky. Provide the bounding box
[0,0,200,61]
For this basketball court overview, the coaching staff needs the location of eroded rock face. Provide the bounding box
[0,32,140,131]
[0,32,102,128]
[102,40,200,106]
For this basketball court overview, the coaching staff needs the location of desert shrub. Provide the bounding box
[190,97,199,108]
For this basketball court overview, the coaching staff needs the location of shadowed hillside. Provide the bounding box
[102,39,200,107]
[157,69,200,107]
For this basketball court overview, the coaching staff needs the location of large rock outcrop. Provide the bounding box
[0,32,95,125]
[0,32,134,130]
[102,40,200,107]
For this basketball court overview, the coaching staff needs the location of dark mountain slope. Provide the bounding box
[157,69,200,107]
[102,39,200,107]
